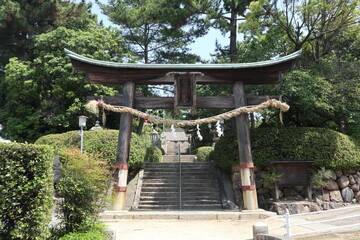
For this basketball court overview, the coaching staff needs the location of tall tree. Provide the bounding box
[0,0,96,70]
[0,27,132,142]
[210,0,253,62]
[236,0,360,137]
[240,0,359,59]
[98,0,212,63]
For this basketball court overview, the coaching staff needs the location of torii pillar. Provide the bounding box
[234,82,258,210]
[112,82,135,211]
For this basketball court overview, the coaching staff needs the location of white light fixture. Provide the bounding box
[78,115,88,127]
[77,116,88,153]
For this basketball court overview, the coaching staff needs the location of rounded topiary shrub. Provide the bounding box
[35,130,149,169]
[212,127,360,173]
[192,146,214,162]
[144,146,163,163]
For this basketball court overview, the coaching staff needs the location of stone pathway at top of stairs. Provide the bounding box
[162,155,196,163]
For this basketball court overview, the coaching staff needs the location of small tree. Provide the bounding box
[57,148,110,233]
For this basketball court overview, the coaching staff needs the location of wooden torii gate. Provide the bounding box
[66,49,301,211]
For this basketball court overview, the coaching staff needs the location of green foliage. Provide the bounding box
[192,146,214,162]
[261,172,283,188]
[0,143,54,240]
[0,0,96,69]
[212,128,360,173]
[99,0,210,63]
[144,146,163,163]
[58,230,108,240]
[235,0,360,138]
[57,148,109,233]
[35,130,149,169]
[0,26,132,142]
[311,167,333,189]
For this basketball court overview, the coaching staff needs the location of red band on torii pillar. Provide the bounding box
[242,185,256,191]
[114,164,129,170]
[239,163,254,169]
[114,186,127,192]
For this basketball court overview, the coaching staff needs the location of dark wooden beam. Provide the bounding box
[88,95,279,109]
[113,81,135,211]
[233,81,258,210]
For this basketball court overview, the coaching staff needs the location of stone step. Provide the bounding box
[162,155,196,163]
[141,187,220,193]
[140,191,220,197]
[140,199,221,206]
[142,179,218,183]
[142,174,218,179]
[142,182,218,187]
[140,191,219,198]
[137,204,222,210]
[146,162,213,166]
[140,195,220,202]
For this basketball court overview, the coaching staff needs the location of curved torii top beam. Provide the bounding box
[65,49,301,85]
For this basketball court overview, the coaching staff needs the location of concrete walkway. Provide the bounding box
[102,206,360,240]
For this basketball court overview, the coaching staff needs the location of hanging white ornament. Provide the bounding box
[171,125,177,140]
[216,120,223,137]
[196,124,203,141]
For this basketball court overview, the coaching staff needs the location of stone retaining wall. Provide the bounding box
[232,166,360,214]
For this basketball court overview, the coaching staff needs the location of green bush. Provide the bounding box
[144,146,163,163]
[0,143,54,240]
[57,222,108,240]
[212,127,360,172]
[57,148,110,233]
[35,130,148,169]
[192,146,214,162]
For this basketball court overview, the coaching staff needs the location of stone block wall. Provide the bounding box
[231,166,360,213]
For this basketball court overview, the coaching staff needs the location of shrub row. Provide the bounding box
[0,143,54,240]
[212,127,360,172]
[35,130,162,169]
[192,146,214,162]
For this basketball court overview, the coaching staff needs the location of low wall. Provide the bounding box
[232,166,360,214]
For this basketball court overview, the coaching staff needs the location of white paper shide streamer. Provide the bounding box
[196,124,203,141]
[215,120,223,137]
[171,125,177,140]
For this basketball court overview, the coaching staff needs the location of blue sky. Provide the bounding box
[89,0,229,61]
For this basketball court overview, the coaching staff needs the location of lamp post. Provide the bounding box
[77,116,87,153]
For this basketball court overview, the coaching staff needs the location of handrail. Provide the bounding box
[178,142,182,210]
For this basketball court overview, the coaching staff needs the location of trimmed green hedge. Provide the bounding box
[192,146,214,162]
[35,130,149,169]
[212,127,360,172]
[144,146,163,163]
[0,143,54,240]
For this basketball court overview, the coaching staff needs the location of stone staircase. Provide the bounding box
[137,162,222,210]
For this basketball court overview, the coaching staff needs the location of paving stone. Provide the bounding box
[329,170,337,180]
[341,187,354,202]
[351,184,359,192]
[335,170,343,178]
[329,190,343,202]
[337,176,349,189]
[349,175,357,184]
[324,179,339,190]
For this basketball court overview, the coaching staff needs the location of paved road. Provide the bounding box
[267,205,360,239]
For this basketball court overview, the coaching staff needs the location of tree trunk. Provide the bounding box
[229,8,238,63]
